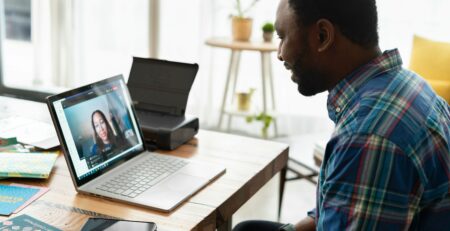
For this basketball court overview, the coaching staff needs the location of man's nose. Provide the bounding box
[277,51,284,61]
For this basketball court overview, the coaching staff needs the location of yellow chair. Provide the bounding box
[409,35,450,103]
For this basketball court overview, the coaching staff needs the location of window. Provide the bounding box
[4,0,31,41]
[0,0,154,102]
[0,0,50,100]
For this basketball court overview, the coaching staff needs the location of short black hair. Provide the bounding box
[288,0,379,48]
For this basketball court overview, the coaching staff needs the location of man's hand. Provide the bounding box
[295,217,315,231]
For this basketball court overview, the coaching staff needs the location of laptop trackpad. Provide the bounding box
[138,173,205,210]
[158,173,205,192]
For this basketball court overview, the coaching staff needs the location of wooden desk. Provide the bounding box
[1,130,289,231]
[205,38,279,137]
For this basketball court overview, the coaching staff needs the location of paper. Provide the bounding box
[0,143,31,153]
[0,214,61,231]
[0,153,58,179]
[0,185,39,215]
[0,116,59,149]
[16,200,117,230]
[0,137,18,146]
[10,183,50,213]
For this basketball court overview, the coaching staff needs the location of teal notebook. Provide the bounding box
[0,153,58,178]
[0,185,39,215]
[0,214,61,231]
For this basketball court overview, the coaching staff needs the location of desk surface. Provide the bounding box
[1,130,289,231]
[206,37,278,52]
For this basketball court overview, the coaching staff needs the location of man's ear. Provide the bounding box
[316,19,335,52]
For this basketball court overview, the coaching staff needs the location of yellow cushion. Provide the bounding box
[426,79,450,102]
[409,35,450,103]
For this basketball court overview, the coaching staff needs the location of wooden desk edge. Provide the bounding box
[213,145,289,229]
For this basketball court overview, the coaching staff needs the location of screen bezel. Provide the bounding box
[46,75,147,187]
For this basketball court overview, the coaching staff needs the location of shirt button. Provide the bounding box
[336,107,341,113]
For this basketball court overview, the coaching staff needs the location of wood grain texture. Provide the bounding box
[0,130,288,231]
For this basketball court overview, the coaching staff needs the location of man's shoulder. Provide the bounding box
[358,66,431,105]
[340,67,449,152]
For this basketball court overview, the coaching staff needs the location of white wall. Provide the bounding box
[2,0,449,136]
[157,0,450,136]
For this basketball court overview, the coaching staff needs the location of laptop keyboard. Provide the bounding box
[96,154,188,198]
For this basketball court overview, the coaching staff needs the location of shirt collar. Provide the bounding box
[326,49,403,123]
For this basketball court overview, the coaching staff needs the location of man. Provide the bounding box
[234,0,450,230]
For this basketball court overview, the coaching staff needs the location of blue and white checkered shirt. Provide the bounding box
[311,49,450,230]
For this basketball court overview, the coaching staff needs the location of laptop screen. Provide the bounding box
[49,76,145,184]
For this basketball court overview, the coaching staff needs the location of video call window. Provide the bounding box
[63,86,138,170]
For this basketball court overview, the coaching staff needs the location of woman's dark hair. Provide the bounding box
[288,0,379,48]
[91,110,116,151]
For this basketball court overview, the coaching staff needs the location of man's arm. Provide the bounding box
[278,216,315,231]
[317,134,422,230]
[294,216,315,231]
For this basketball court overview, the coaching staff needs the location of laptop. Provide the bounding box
[46,75,225,212]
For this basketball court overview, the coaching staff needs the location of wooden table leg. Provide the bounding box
[260,52,268,115]
[227,51,241,132]
[261,52,279,137]
[278,166,287,221]
[266,52,278,137]
[218,50,239,130]
[217,217,232,231]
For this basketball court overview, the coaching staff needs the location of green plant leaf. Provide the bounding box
[256,113,263,120]
[263,116,272,126]
[249,88,256,96]
[246,111,273,138]
[235,0,260,18]
[262,22,274,32]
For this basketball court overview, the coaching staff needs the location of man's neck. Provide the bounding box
[327,45,382,91]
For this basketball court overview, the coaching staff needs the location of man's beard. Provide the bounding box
[284,32,328,96]
[291,59,327,96]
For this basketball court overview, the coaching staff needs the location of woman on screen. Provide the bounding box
[90,110,117,159]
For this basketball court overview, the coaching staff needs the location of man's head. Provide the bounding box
[275,0,379,96]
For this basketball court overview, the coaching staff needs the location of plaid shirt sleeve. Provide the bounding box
[316,134,422,230]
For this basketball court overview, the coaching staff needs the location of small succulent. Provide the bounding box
[262,22,275,33]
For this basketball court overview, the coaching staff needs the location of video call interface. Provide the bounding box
[54,80,143,180]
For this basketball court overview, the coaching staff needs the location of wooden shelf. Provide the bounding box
[205,37,277,52]
[223,108,278,118]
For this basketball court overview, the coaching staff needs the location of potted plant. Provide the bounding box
[246,112,273,139]
[236,88,255,111]
[231,0,260,41]
[262,22,274,42]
